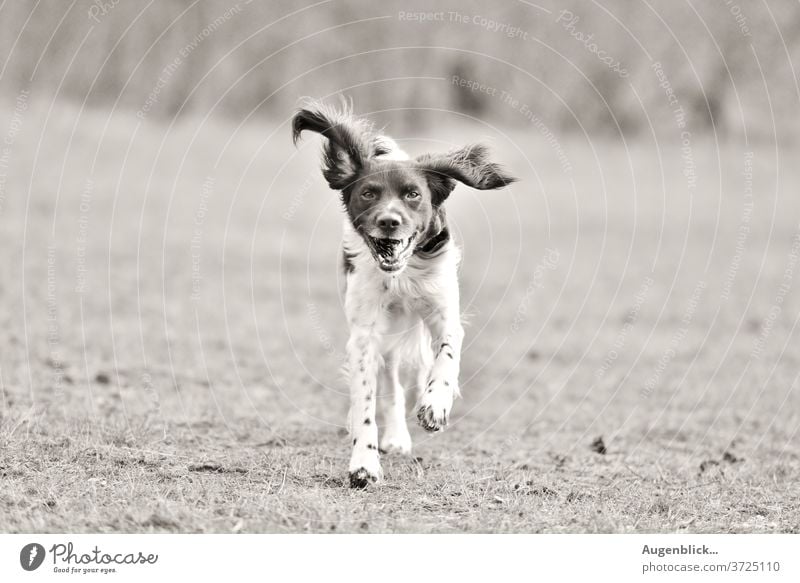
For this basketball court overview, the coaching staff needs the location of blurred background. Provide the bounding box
[1,0,798,136]
[1,0,799,532]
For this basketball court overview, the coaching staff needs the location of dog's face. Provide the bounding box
[344,161,436,272]
[292,103,516,273]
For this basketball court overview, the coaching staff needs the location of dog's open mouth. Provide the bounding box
[367,233,417,272]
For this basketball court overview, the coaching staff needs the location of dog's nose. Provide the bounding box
[377,212,402,232]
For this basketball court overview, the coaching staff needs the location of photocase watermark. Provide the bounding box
[641,280,706,398]
[452,74,572,174]
[20,543,46,571]
[141,370,170,441]
[283,176,313,221]
[595,276,654,381]
[47,243,67,399]
[137,57,181,120]
[397,11,446,23]
[398,11,530,40]
[721,151,754,301]
[488,430,524,466]
[307,302,343,360]
[26,541,159,575]
[75,178,93,294]
[750,229,800,360]
[451,75,499,98]
[136,3,248,119]
[447,11,530,40]
[190,176,214,302]
[87,0,120,23]
[724,0,753,38]
[556,10,629,78]
[0,88,30,217]
[510,247,560,333]
[679,130,697,194]
[499,88,573,174]
[652,61,696,195]
[652,61,681,113]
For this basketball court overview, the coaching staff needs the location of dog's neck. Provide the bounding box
[414,207,449,256]
[415,225,450,256]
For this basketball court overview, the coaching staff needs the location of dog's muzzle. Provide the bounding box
[366,233,418,272]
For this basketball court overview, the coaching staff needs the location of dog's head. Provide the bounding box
[292,102,516,273]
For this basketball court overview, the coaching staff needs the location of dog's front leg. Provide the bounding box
[417,299,464,432]
[347,326,382,487]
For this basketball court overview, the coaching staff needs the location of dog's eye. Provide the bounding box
[405,191,420,200]
[361,191,375,200]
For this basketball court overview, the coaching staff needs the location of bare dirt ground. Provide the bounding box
[1,104,799,532]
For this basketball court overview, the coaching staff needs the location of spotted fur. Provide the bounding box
[292,101,516,487]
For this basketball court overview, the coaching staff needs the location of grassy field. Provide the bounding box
[1,103,799,533]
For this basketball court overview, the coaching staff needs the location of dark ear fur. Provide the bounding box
[416,144,517,205]
[292,101,379,190]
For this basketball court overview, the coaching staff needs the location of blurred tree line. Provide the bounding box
[1,0,798,138]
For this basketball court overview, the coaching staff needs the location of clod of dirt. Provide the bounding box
[530,485,558,498]
[549,453,568,469]
[112,456,161,469]
[699,459,720,474]
[94,372,111,384]
[566,491,590,503]
[700,449,743,475]
[722,451,743,464]
[590,436,607,455]
[188,462,247,474]
[514,481,558,497]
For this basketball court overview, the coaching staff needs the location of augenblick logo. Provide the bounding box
[20,543,46,571]
[20,542,158,574]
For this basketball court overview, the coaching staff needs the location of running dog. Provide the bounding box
[292,102,516,487]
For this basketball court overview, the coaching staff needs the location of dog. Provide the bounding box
[292,102,516,487]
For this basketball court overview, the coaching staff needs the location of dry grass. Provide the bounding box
[1,103,799,532]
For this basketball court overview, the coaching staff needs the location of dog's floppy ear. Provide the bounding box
[292,101,378,190]
[416,144,517,206]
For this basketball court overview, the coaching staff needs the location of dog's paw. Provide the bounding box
[348,447,381,488]
[416,404,448,432]
[417,379,455,432]
[349,467,379,489]
[379,428,412,455]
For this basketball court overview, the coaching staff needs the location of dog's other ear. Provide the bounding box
[416,144,517,205]
[292,102,377,190]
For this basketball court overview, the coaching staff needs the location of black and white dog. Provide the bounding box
[292,102,516,487]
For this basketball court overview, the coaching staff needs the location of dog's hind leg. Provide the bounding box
[378,355,412,455]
